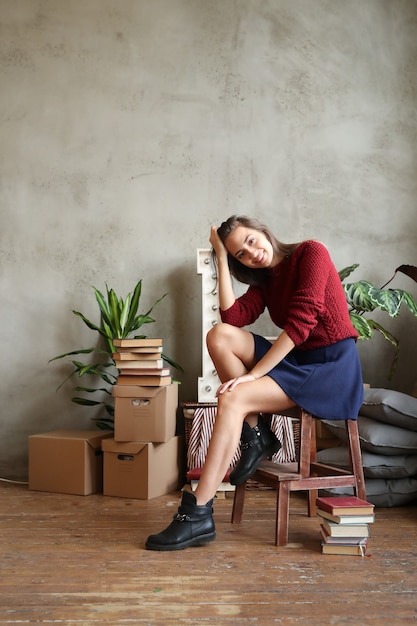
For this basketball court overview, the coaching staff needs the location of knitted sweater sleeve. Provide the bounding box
[283,241,337,346]
[219,285,266,327]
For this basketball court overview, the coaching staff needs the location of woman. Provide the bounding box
[146,215,363,551]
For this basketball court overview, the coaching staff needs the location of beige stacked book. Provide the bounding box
[113,338,171,386]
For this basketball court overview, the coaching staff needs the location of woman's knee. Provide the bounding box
[217,388,249,419]
[206,323,234,350]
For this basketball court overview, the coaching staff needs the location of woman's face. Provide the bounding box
[224,225,278,268]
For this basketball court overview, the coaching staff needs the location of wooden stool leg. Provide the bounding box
[347,420,366,501]
[231,482,246,524]
[275,481,290,546]
[307,419,317,516]
[298,410,312,477]
[307,490,317,517]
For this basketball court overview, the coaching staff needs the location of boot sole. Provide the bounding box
[145,532,216,551]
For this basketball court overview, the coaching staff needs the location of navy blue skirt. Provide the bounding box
[253,335,363,421]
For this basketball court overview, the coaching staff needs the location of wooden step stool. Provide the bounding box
[231,407,366,546]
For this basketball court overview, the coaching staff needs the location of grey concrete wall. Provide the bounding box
[1,0,416,479]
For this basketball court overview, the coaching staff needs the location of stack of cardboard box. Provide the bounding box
[102,338,181,500]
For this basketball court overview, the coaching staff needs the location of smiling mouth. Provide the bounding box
[254,251,266,264]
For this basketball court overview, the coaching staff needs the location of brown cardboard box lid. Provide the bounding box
[30,430,112,449]
[101,439,149,455]
[112,383,178,399]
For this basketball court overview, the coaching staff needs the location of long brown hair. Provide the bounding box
[212,215,300,285]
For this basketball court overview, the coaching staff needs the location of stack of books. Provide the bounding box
[112,338,172,386]
[316,496,375,556]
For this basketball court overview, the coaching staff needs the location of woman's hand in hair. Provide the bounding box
[210,225,228,262]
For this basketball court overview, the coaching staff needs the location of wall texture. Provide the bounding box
[1,0,416,478]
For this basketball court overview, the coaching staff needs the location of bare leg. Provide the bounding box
[206,323,259,426]
[145,327,295,550]
[194,375,295,505]
[206,323,257,381]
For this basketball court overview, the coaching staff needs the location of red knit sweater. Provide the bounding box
[220,240,357,350]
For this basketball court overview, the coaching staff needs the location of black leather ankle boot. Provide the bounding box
[145,490,216,551]
[229,417,281,486]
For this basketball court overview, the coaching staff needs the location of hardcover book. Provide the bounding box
[113,338,163,348]
[112,352,163,361]
[316,496,374,516]
[321,540,368,556]
[117,367,169,377]
[317,508,375,525]
[321,519,371,538]
[114,359,164,369]
[320,525,369,544]
[114,346,163,353]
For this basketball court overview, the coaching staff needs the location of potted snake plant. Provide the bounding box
[50,279,182,429]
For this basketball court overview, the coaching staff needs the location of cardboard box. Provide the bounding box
[102,436,182,500]
[29,430,113,495]
[113,383,178,443]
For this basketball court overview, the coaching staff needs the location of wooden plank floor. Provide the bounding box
[1,481,416,625]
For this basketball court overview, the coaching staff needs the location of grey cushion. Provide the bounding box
[323,477,417,507]
[317,446,417,479]
[322,415,417,455]
[361,388,417,431]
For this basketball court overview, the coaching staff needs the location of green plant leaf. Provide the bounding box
[108,287,121,336]
[367,319,398,349]
[349,313,374,339]
[119,292,132,335]
[144,293,167,318]
[132,314,157,330]
[99,372,118,385]
[72,310,115,345]
[73,386,112,395]
[48,347,95,363]
[367,320,399,380]
[94,287,113,329]
[72,362,102,377]
[368,288,403,317]
[100,319,114,351]
[104,403,115,417]
[162,353,184,372]
[72,310,102,333]
[401,291,417,317]
[72,397,103,406]
[338,264,359,282]
[344,281,377,313]
[55,369,79,391]
[130,294,167,333]
[125,280,142,332]
[70,361,117,385]
[94,419,114,430]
